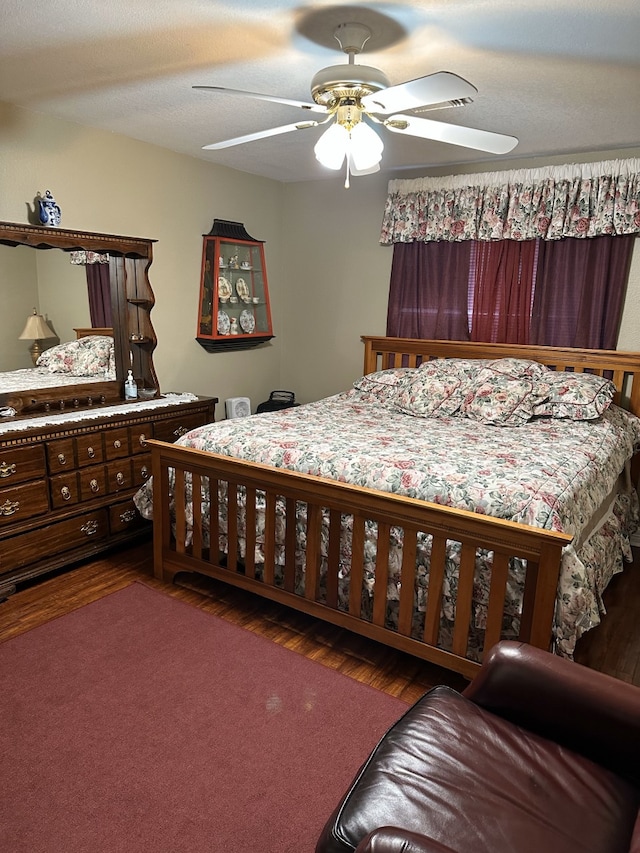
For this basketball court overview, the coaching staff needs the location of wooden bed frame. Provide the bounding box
[148,337,640,679]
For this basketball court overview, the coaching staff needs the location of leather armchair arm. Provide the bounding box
[463,641,640,783]
[355,828,458,853]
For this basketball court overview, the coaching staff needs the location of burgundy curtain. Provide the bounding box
[470,240,538,344]
[386,241,471,340]
[530,235,635,349]
[86,264,112,328]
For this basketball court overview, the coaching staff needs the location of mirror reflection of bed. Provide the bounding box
[0,220,159,417]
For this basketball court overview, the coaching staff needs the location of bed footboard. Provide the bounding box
[149,440,571,679]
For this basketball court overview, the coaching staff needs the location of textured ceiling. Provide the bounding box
[1,0,639,183]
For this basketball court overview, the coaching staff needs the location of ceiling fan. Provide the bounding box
[194,22,518,187]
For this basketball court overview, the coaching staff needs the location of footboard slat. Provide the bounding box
[244,486,257,578]
[423,535,447,646]
[192,473,203,558]
[349,516,366,617]
[484,551,511,652]
[227,483,238,573]
[326,509,341,609]
[372,522,391,628]
[208,475,219,565]
[174,469,186,555]
[305,503,321,601]
[398,528,418,636]
[284,497,297,593]
[452,542,476,657]
[263,492,276,586]
[150,440,571,680]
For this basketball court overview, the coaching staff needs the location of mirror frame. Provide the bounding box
[0,220,158,419]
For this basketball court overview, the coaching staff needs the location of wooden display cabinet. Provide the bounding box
[196,220,274,352]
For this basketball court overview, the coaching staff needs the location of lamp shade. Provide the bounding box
[349,122,384,171]
[314,122,349,170]
[314,119,384,173]
[19,310,54,341]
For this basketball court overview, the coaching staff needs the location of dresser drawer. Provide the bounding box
[50,472,80,508]
[79,465,107,501]
[130,422,152,455]
[76,434,104,467]
[47,439,76,473]
[0,480,49,526]
[104,427,130,460]
[153,413,208,443]
[0,509,109,573]
[106,459,133,493]
[109,499,148,535]
[0,444,45,485]
[132,453,152,487]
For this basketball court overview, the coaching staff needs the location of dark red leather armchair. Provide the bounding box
[316,641,640,853]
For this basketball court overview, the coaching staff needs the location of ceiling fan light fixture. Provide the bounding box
[315,118,384,174]
[349,121,384,171]
[314,122,349,169]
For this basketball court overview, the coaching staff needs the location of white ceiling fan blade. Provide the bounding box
[386,114,518,155]
[194,85,327,114]
[362,72,477,116]
[202,120,323,150]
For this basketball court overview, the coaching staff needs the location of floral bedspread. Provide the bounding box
[135,391,640,657]
[0,367,108,393]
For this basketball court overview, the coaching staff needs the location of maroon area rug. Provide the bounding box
[0,583,409,853]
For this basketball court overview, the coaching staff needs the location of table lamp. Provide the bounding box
[19,309,55,365]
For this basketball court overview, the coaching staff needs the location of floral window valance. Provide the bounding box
[380,158,640,244]
[69,250,110,264]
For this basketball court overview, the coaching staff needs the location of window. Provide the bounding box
[387,235,635,349]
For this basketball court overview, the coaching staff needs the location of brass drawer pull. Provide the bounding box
[116,471,125,485]
[57,453,67,465]
[0,462,17,478]
[119,509,136,523]
[61,486,71,501]
[80,520,99,536]
[0,498,20,516]
[90,478,100,493]
[113,439,122,449]
[139,434,147,446]
[173,426,189,437]
[87,446,96,458]
[140,466,149,480]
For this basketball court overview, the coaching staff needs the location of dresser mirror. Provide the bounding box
[0,221,158,420]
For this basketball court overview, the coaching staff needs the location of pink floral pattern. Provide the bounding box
[37,335,115,378]
[135,391,640,658]
[380,160,640,243]
[532,371,616,420]
[394,359,484,418]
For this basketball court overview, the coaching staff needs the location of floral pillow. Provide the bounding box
[393,359,486,418]
[532,371,616,420]
[37,335,115,378]
[352,368,416,407]
[460,359,552,426]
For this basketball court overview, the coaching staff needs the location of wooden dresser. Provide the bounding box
[0,396,216,596]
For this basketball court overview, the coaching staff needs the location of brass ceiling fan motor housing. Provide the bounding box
[310,64,391,110]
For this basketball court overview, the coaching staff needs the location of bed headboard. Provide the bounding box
[361,336,640,418]
[74,327,114,339]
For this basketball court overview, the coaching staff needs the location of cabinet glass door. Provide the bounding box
[197,220,274,352]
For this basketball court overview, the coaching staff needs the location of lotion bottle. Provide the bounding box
[125,369,138,400]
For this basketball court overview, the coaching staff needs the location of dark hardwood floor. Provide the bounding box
[1,539,638,702]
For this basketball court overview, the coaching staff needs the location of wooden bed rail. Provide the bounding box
[149,439,571,680]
